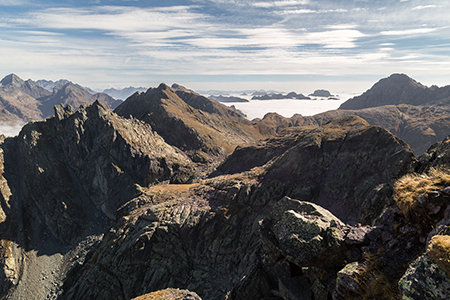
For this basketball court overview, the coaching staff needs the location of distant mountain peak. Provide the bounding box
[381,73,426,89]
[339,73,444,110]
[1,73,25,87]
[157,83,170,91]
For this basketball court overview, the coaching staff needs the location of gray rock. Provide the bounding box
[263,196,346,269]
[333,262,362,300]
[399,254,450,299]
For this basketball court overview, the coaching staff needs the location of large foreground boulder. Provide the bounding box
[260,197,347,269]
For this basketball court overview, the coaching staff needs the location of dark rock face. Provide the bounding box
[60,175,268,300]
[339,73,450,110]
[16,101,195,244]
[218,116,415,224]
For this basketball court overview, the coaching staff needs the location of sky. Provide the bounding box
[0,0,449,94]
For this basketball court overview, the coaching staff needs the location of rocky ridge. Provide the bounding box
[114,83,266,163]
[1,76,450,299]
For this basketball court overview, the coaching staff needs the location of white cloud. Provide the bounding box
[252,0,309,7]
[302,29,365,48]
[327,24,357,30]
[380,28,437,36]
[412,5,438,10]
[0,0,28,6]
[277,9,316,14]
[21,6,206,33]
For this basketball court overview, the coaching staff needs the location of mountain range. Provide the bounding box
[103,86,148,100]
[0,74,121,122]
[0,73,450,299]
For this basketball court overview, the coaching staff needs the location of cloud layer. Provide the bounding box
[1,0,449,90]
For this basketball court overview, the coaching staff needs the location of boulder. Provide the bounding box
[260,196,346,269]
[333,262,363,300]
[399,254,450,299]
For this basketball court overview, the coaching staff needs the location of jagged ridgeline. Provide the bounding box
[1,77,450,299]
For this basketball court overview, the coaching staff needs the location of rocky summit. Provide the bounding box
[2,76,450,300]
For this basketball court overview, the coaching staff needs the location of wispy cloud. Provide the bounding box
[252,0,309,7]
[381,28,437,36]
[1,0,450,92]
[0,0,28,6]
[412,5,438,10]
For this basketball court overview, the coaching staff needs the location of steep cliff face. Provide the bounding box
[0,100,197,299]
[15,100,196,244]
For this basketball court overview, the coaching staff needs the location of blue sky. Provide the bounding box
[0,0,449,93]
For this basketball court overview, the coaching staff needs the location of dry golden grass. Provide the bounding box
[352,249,400,300]
[394,168,450,222]
[427,235,450,276]
[132,288,192,300]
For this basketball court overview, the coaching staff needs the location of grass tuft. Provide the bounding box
[393,168,450,224]
[427,235,450,276]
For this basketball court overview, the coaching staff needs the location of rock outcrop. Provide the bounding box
[399,254,450,299]
[217,115,415,224]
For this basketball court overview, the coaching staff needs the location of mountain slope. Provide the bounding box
[0,74,52,121]
[0,74,121,123]
[38,82,121,117]
[339,73,450,109]
[114,83,264,163]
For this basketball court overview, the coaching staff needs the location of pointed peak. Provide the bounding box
[1,73,25,87]
[156,83,170,91]
[380,73,424,87]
